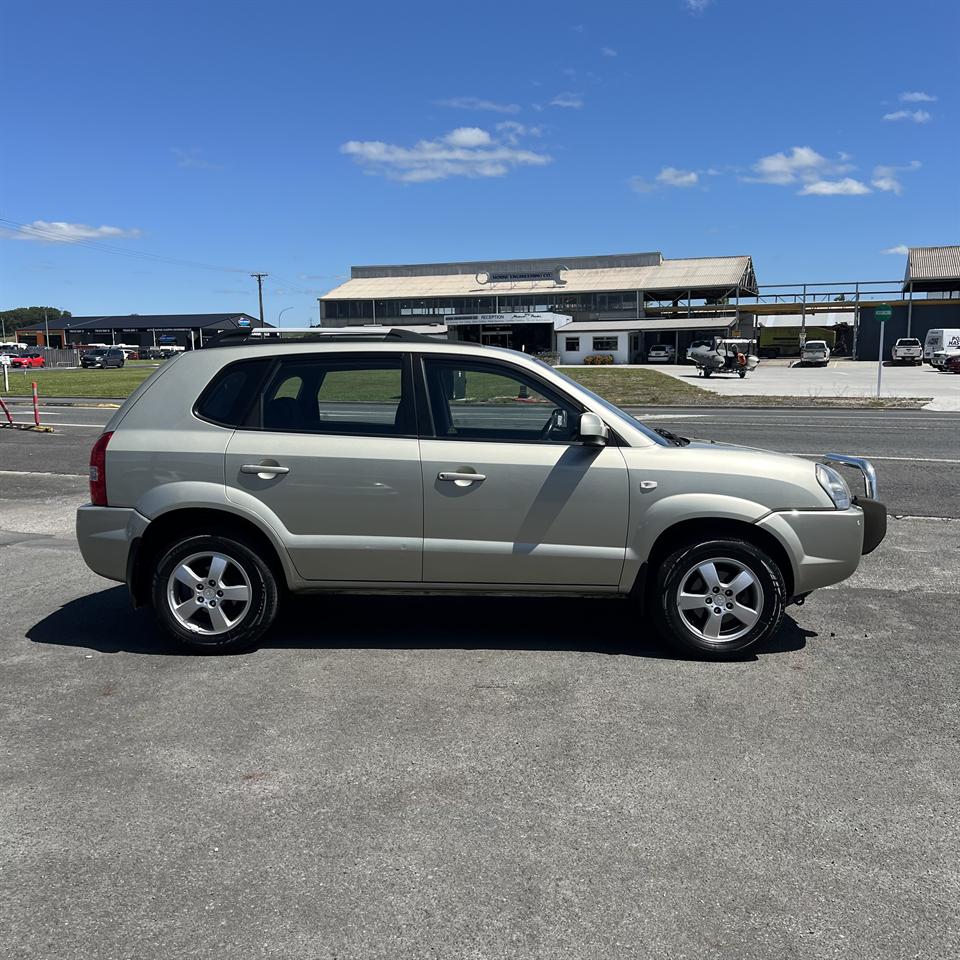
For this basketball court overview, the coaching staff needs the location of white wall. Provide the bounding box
[557,331,630,365]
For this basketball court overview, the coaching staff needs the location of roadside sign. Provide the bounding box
[876,304,892,321]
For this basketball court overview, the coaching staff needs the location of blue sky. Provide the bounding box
[2,0,957,323]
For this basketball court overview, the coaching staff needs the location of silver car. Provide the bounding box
[77,331,886,658]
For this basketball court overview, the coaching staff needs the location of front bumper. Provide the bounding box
[76,504,149,583]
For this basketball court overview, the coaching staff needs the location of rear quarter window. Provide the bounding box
[194,358,273,427]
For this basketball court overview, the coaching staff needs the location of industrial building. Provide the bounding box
[15,313,261,350]
[319,252,760,363]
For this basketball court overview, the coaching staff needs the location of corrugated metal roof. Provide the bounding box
[18,313,260,332]
[321,256,756,300]
[905,246,960,284]
[559,317,735,333]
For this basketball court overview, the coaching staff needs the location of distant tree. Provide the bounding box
[0,306,71,339]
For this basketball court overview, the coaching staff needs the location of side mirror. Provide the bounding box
[579,411,609,445]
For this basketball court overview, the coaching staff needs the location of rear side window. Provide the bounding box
[258,356,412,436]
[195,358,273,427]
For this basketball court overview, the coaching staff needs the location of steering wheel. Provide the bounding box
[538,408,565,441]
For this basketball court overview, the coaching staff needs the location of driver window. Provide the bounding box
[424,359,578,443]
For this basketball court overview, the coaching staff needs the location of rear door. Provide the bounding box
[224,352,423,582]
[417,355,629,586]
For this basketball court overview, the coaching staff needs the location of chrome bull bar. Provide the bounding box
[823,453,878,500]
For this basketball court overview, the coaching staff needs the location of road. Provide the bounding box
[2,403,959,959]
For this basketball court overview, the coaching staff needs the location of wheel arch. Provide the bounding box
[635,516,796,610]
[129,507,290,608]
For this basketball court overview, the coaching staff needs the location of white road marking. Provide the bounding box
[789,454,960,464]
[0,469,86,478]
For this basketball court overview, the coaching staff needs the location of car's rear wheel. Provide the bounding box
[151,534,279,653]
[653,538,786,658]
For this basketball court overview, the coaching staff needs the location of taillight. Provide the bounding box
[89,431,114,506]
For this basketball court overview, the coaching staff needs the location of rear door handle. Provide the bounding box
[240,463,290,476]
[438,471,486,483]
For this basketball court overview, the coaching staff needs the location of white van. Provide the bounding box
[923,328,960,364]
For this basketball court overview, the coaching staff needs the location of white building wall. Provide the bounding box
[557,330,631,365]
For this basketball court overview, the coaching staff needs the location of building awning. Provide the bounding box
[559,317,736,334]
[445,312,571,329]
[904,246,960,293]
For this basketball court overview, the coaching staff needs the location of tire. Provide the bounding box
[653,538,786,658]
[703,368,712,378]
[151,533,279,653]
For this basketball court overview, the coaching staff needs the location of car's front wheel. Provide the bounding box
[653,538,786,658]
[151,534,279,653]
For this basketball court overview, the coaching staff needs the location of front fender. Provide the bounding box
[619,492,776,592]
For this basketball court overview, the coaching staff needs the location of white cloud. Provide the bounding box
[551,92,584,109]
[630,166,700,192]
[601,46,617,57]
[883,109,931,123]
[899,91,936,102]
[496,121,542,144]
[7,220,142,242]
[799,178,872,196]
[685,0,713,12]
[747,146,834,185]
[882,244,910,255]
[871,160,921,195]
[340,127,551,182]
[657,166,699,187]
[443,127,492,148]
[435,97,521,114]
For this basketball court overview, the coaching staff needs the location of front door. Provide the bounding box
[224,353,422,582]
[418,356,629,586]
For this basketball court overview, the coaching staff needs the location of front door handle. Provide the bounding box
[240,463,290,476]
[438,471,486,483]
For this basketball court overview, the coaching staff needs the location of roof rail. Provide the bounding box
[201,326,440,348]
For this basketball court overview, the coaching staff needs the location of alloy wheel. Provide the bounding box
[675,556,764,643]
[165,551,252,636]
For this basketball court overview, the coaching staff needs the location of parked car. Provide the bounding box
[10,351,45,369]
[646,343,675,363]
[120,348,140,360]
[76,333,886,659]
[890,337,923,365]
[930,347,960,370]
[942,354,960,374]
[81,348,126,369]
[800,340,830,366]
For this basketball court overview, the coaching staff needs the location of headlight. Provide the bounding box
[816,463,852,510]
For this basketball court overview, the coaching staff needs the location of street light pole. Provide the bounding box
[277,306,295,328]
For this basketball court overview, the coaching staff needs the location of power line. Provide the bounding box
[0,217,252,275]
[0,217,344,300]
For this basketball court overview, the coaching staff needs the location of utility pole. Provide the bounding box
[43,309,50,348]
[250,273,268,326]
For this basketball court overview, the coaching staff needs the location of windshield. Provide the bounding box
[898,339,920,346]
[805,341,827,348]
[530,357,669,446]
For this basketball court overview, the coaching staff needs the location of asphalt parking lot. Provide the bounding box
[2,404,959,959]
